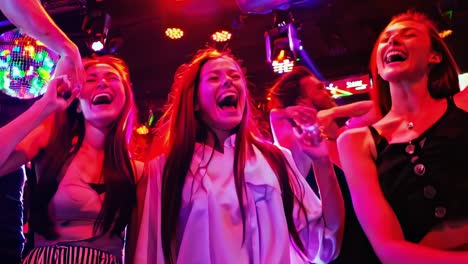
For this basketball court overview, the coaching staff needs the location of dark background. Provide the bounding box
[1,0,467,122]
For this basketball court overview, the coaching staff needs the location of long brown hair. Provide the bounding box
[30,55,137,238]
[370,10,460,117]
[156,49,308,263]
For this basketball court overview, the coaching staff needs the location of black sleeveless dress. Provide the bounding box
[307,165,380,263]
[369,98,468,243]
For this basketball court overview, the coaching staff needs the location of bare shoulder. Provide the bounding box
[337,126,376,159]
[337,126,371,147]
[454,89,468,111]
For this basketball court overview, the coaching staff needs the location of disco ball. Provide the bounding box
[0,29,59,99]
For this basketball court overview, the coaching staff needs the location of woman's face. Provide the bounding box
[297,75,334,110]
[79,63,127,127]
[196,57,246,132]
[376,20,440,83]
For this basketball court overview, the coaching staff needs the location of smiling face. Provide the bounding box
[79,63,126,127]
[376,20,441,83]
[196,56,246,133]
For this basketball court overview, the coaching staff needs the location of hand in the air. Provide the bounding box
[41,75,80,113]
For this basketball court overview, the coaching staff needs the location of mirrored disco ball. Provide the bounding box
[0,29,59,99]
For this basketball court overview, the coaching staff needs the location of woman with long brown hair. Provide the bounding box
[136,49,344,263]
[0,55,143,263]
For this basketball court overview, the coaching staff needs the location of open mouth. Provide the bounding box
[217,93,238,110]
[384,50,407,64]
[91,93,113,105]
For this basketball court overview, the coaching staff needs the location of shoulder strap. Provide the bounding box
[447,96,455,106]
[368,125,388,155]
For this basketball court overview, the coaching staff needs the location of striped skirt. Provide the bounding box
[22,245,121,264]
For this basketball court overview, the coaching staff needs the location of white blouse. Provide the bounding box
[135,136,339,264]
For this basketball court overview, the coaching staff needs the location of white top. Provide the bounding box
[135,135,338,264]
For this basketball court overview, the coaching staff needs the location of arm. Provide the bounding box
[0,0,84,84]
[337,128,468,264]
[280,148,344,262]
[317,100,376,132]
[125,160,148,263]
[318,100,374,122]
[317,100,377,167]
[270,108,311,177]
[310,157,345,253]
[271,107,345,259]
[0,76,78,176]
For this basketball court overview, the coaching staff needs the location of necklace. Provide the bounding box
[407,121,414,130]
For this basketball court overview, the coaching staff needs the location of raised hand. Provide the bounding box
[54,46,85,91]
[40,75,80,113]
[284,105,330,159]
[316,108,340,140]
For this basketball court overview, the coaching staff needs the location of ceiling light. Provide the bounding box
[165,28,184,40]
[211,30,232,42]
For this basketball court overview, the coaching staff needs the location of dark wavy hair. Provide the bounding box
[155,48,309,263]
[30,55,137,239]
[370,10,460,116]
[268,66,335,111]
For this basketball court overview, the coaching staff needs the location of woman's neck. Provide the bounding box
[389,78,436,115]
[84,122,109,149]
[204,127,234,153]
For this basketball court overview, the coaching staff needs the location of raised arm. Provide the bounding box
[318,100,374,122]
[0,0,84,84]
[270,108,311,177]
[317,100,377,131]
[0,76,78,176]
[337,128,468,264]
[280,146,344,263]
[271,106,344,261]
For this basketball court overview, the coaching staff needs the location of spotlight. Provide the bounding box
[136,124,150,135]
[271,49,295,74]
[91,40,104,51]
[82,8,113,53]
[165,27,184,40]
[265,9,324,79]
[265,11,301,74]
[211,30,232,42]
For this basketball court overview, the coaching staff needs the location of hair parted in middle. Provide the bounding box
[153,48,309,264]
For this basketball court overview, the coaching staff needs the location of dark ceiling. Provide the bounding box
[1,0,468,115]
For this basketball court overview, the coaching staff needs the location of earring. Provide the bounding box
[76,105,82,113]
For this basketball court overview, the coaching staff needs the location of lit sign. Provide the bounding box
[326,74,371,98]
